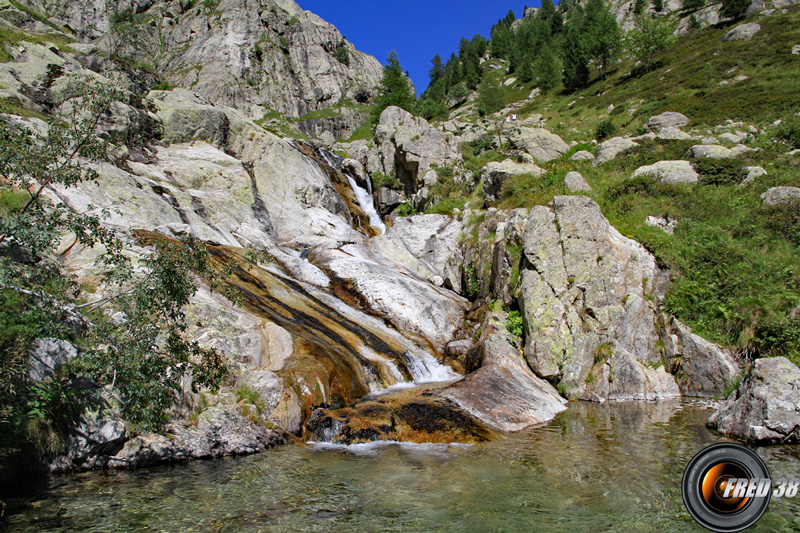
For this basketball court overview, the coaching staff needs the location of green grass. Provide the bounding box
[294,107,344,122]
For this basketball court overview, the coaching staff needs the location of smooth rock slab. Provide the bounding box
[761,186,800,205]
[507,127,570,163]
[632,160,699,184]
[707,357,800,443]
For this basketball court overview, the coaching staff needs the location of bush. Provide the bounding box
[694,158,745,186]
[763,199,800,246]
[372,171,403,190]
[395,201,415,217]
[595,118,618,141]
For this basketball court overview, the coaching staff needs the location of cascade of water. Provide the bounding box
[345,173,386,235]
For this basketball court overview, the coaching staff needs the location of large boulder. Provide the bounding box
[28,338,79,382]
[761,186,800,206]
[517,196,738,400]
[632,160,699,184]
[593,137,638,166]
[647,112,689,132]
[438,310,567,432]
[481,159,545,205]
[371,106,461,192]
[723,23,762,42]
[707,357,800,443]
[507,127,570,163]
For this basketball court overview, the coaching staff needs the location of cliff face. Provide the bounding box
[22,0,383,119]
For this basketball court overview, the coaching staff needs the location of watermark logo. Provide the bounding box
[682,443,777,532]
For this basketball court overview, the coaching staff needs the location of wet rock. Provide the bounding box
[707,357,800,443]
[564,171,591,192]
[647,112,689,132]
[593,137,638,166]
[481,159,545,205]
[308,242,469,352]
[632,160,699,184]
[761,186,800,206]
[507,127,570,162]
[724,23,761,42]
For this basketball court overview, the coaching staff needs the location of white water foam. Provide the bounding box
[346,173,386,235]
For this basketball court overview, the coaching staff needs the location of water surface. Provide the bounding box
[4,400,800,532]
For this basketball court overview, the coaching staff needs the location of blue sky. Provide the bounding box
[297,1,539,95]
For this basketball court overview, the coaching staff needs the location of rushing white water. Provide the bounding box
[346,173,386,235]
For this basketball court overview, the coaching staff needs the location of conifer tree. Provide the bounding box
[374,51,416,115]
[722,0,752,19]
[562,23,590,91]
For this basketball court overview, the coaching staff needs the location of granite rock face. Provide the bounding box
[517,196,739,400]
[708,357,800,443]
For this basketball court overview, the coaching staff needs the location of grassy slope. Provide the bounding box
[456,8,800,362]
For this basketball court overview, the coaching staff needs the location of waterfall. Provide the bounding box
[345,173,386,235]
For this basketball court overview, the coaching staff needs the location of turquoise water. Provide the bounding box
[4,400,800,532]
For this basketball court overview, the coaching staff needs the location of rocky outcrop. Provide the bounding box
[593,137,638,166]
[707,357,800,443]
[28,338,79,382]
[690,144,734,159]
[761,186,800,205]
[481,159,545,206]
[368,106,462,193]
[632,160,699,184]
[507,126,570,163]
[517,196,738,400]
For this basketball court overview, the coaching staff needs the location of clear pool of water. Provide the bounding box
[4,400,800,532]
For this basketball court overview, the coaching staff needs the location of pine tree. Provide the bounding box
[562,24,590,91]
[722,0,752,19]
[535,45,562,92]
[374,51,416,114]
[429,55,445,85]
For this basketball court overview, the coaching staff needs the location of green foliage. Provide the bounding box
[775,116,800,149]
[682,0,706,12]
[535,46,562,93]
[372,171,403,191]
[583,0,623,78]
[506,310,524,337]
[562,24,590,92]
[595,118,618,140]
[335,41,350,66]
[694,158,745,186]
[373,52,416,118]
[626,14,675,71]
[203,0,220,10]
[477,75,505,116]
[763,199,800,246]
[235,383,265,414]
[395,201,415,217]
[653,0,664,11]
[722,0,753,20]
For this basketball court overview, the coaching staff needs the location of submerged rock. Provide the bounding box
[707,357,800,443]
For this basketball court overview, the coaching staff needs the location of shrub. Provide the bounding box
[763,199,800,246]
[694,158,745,186]
[395,201,415,217]
[595,118,618,141]
[372,171,403,190]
